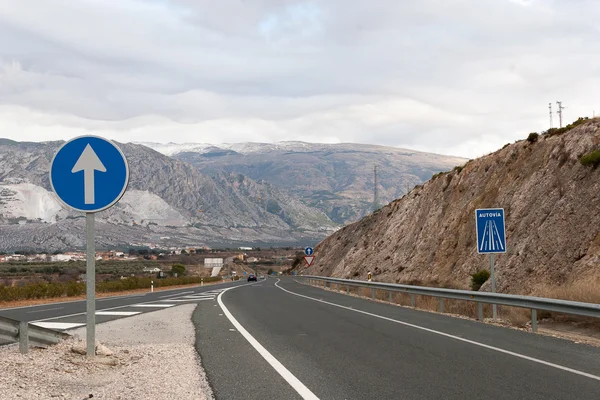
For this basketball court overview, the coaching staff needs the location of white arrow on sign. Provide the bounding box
[71,144,106,204]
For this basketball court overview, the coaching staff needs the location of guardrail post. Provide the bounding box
[19,321,29,354]
[346,285,350,294]
[337,283,341,292]
[439,298,444,313]
[531,309,538,333]
[478,303,484,321]
[371,288,375,300]
[410,294,415,308]
[389,291,393,303]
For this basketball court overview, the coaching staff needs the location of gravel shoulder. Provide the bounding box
[0,304,213,400]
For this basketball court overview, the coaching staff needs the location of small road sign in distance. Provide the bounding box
[304,256,315,267]
[304,247,314,256]
[50,136,129,213]
[475,208,506,254]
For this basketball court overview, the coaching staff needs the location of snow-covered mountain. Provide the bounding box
[139,140,467,224]
[0,139,337,251]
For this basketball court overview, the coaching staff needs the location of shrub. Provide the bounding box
[471,270,490,291]
[527,132,539,143]
[580,149,600,167]
[171,264,186,276]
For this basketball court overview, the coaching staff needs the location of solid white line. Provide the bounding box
[275,280,600,382]
[96,311,140,316]
[130,304,175,308]
[26,306,63,314]
[218,287,320,400]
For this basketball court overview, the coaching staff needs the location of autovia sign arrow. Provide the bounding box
[50,136,129,213]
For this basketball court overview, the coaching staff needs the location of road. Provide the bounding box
[0,279,245,332]
[194,277,600,400]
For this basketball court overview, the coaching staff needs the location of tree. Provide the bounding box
[171,264,186,276]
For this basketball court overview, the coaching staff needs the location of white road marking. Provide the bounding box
[130,304,175,308]
[275,280,600,383]
[95,311,140,316]
[218,285,320,400]
[26,306,63,314]
[181,295,214,299]
[97,294,145,302]
[158,291,194,298]
[30,322,85,330]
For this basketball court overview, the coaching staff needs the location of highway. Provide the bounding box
[195,277,600,400]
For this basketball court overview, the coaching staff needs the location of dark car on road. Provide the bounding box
[247,274,257,282]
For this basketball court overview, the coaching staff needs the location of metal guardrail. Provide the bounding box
[0,315,69,353]
[300,275,600,333]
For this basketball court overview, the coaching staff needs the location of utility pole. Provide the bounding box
[373,165,379,212]
[548,103,553,129]
[556,101,565,128]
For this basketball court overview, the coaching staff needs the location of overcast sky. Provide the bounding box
[1,0,599,158]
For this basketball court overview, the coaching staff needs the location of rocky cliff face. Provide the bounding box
[307,119,600,295]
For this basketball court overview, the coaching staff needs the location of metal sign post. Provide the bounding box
[475,208,506,320]
[50,136,129,357]
[85,213,96,356]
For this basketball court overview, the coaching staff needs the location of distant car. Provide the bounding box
[259,275,265,280]
[247,274,257,282]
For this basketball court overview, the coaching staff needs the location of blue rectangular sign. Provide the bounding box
[475,208,506,254]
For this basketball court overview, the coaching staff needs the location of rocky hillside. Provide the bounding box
[141,141,466,224]
[307,118,600,295]
[0,139,337,251]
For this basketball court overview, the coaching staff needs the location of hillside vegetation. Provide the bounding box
[309,118,600,298]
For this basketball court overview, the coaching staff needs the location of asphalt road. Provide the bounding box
[195,277,600,400]
[0,279,245,331]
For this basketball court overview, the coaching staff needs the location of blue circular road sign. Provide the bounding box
[305,247,314,256]
[50,136,129,213]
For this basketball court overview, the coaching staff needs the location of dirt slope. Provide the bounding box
[308,119,600,295]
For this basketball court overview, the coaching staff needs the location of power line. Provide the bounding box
[556,101,565,128]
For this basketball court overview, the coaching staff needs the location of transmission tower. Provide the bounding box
[548,103,553,129]
[556,101,565,128]
[373,165,379,212]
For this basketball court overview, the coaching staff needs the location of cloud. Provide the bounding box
[0,0,599,158]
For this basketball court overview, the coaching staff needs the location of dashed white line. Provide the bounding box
[95,311,141,316]
[130,304,175,308]
[30,322,85,330]
[275,279,600,383]
[218,285,320,400]
[158,291,194,299]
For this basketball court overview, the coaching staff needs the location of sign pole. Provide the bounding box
[490,253,497,320]
[86,212,96,357]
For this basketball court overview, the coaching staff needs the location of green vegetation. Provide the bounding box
[0,275,222,302]
[170,264,186,276]
[471,270,490,291]
[527,132,539,143]
[546,117,590,137]
[580,149,600,167]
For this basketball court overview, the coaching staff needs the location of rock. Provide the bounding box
[71,345,86,355]
[96,357,118,366]
[95,343,113,356]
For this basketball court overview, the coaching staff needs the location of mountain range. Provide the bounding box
[0,139,464,251]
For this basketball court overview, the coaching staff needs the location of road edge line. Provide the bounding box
[275,279,600,382]
[217,285,320,400]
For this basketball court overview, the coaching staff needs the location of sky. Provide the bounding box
[1,0,599,158]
